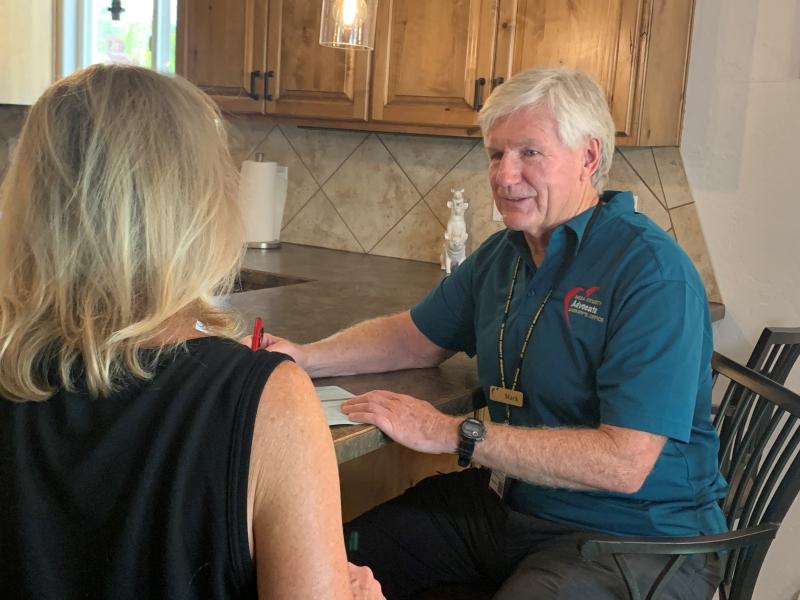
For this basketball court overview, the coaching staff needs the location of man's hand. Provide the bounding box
[348,563,385,600]
[341,390,460,455]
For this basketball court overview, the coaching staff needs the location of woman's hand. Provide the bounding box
[348,563,385,600]
[239,332,309,369]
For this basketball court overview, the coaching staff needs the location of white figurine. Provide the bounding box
[441,188,469,274]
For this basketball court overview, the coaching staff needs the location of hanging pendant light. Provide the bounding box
[319,0,378,50]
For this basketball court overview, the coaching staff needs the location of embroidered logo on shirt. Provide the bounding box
[564,286,604,327]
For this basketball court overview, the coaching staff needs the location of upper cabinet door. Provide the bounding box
[495,0,644,138]
[177,0,268,113]
[371,0,499,128]
[265,0,370,121]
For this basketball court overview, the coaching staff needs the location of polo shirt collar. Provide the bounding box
[503,190,635,262]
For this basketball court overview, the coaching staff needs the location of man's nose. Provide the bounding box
[494,153,522,186]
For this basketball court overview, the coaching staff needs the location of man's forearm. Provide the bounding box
[303,311,453,378]
[469,423,665,494]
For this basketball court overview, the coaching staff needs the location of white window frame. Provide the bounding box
[58,0,174,77]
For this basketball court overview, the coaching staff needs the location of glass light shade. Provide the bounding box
[319,0,378,50]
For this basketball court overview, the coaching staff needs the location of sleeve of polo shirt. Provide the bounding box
[596,279,706,443]
[409,254,477,357]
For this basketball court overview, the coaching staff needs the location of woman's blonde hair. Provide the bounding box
[0,64,245,401]
[478,67,616,193]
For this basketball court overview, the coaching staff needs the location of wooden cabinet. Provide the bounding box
[265,0,370,120]
[494,0,644,140]
[177,0,268,114]
[178,0,369,120]
[178,0,695,145]
[370,0,497,128]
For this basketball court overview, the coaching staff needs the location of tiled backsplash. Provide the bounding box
[0,105,720,302]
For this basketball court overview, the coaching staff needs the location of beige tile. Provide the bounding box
[281,125,367,185]
[225,117,275,165]
[323,135,420,251]
[371,200,445,263]
[425,144,503,253]
[253,127,320,225]
[617,146,665,204]
[607,151,672,231]
[670,203,722,303]
[653,147,694,208]
[379,133,477,196]
[281,190,363,253]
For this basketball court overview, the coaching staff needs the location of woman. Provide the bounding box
[0,64,382,600]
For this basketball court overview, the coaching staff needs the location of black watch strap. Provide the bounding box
[457,437,476,467]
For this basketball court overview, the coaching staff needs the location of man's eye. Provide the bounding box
[490,151,503,161]
[523,148,539,157]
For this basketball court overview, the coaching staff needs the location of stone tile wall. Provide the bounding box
[0,105,720,302]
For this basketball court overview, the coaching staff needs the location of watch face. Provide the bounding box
[461,418,484,440]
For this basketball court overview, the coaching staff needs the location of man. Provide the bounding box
[264,68,727,599]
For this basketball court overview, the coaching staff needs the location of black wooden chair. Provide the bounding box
[744,326,800,385]
[578,352,800,600]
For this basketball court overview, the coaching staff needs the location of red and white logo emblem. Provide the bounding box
[564,286,604,328]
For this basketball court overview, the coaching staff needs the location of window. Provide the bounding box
[60,0,177,76]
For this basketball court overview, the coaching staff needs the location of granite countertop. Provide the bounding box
[227,244,480,463]
[226,243,725,463]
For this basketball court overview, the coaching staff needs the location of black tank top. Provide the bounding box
[0,337,291,599]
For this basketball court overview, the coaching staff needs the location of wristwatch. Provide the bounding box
[457,417,486,467]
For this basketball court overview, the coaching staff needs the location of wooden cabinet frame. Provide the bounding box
[178,0,695,145]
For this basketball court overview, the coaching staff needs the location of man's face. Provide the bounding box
[484,104,596,240]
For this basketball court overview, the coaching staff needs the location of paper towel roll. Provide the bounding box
[238,159,277,247]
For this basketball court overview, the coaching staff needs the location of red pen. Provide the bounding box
[250,317,264,351]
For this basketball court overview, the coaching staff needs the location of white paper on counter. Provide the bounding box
[315,385,360,426]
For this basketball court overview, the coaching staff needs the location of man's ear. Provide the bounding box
[582,137,602,183]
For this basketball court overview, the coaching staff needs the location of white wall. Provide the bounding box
[681,0,800,598]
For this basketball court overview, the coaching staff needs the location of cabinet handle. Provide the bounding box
[492,76,505,88]
[249,70,261,100]
[473,77,486,111]
[263,70,275,102]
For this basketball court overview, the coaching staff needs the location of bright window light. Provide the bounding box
[60,0,177,76]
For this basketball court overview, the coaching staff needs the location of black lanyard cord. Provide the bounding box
[496,200,604,423]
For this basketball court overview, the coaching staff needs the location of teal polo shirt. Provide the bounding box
[411,191,728,537]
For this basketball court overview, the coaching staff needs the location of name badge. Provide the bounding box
[489,469,508,499]
[489,385,524,407]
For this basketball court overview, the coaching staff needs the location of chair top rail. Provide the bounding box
[579,523,779,559]
[758,327,800,345]
[713,352,800,418]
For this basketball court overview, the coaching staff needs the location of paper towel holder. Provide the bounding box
[246,152,281,250]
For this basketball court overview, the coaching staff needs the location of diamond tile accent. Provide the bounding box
[653,147,694,208]
[607,151,671,231]
[281,190,362,253]
[379,133,477,196]
[372,200,445,263]
[618,146,665,204]
[225,117,275,165]
[426,143,502,253]
[252,127,320,226]
[323,135,420,251]
[281,125,367,185]
[670,203,721,302]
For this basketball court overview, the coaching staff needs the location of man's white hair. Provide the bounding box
[478,67,615,193]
